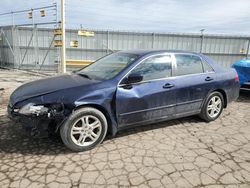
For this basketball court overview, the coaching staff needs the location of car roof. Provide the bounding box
[120,49,201,56]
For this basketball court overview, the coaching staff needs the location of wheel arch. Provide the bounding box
[74,103,116,136]
[212,89,227,108]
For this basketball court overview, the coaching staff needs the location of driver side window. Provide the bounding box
[130,55,172,81]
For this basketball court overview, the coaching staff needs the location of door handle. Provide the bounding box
[163,83,174,89]
[205,77,214,81]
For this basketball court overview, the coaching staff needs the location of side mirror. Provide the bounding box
[127,73,143,84]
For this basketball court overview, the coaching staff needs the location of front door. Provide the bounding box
[116,54,176,127]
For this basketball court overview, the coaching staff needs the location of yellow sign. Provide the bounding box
[54,40,62,47]
[70,40,78,47]
[78,30,95,37]
[66,59,93,66]
[40,10,45,17]
[240,48,245,54]
[28,11,33,19]
[54,28,62,35]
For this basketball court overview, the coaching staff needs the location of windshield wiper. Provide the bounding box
[77,73,91,79]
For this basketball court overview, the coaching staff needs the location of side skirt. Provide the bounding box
[117,110,201,132]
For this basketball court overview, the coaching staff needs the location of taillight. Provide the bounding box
[235,73,239,82]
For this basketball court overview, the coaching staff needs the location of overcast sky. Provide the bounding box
[0,0,250,35]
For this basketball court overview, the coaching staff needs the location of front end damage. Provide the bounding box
[8,102,68,138]
[7,73,119,139]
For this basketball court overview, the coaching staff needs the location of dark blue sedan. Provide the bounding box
[8,50,240,151]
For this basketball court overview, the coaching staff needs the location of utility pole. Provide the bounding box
[11,12,14,26]
[61,0,66,73]
[200,29,205,53]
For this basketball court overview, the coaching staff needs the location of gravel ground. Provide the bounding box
[0,70,250,188]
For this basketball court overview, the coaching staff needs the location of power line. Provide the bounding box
[0,4,58,27]
[0,4,56,16]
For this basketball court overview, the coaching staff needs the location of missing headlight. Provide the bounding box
[19,103,48,116]
[46,103,64,118]
[18,103,64,117]
[49,103,64,113]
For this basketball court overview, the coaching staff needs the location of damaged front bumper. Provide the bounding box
[7,103,67,138]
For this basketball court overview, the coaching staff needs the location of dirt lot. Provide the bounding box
[0,70,250,188]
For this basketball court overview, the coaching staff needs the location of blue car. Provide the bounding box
[8,50,240,151]
[232,59,250,90]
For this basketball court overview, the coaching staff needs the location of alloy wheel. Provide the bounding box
[207,96,222,118]
[70,115,102,147]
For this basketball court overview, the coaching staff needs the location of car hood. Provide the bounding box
[9,73,100,106]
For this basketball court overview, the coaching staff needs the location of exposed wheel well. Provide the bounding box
[74,104,113,135]
[213,89,227,108]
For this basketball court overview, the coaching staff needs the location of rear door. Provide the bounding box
[172,54,216,115]
[116,54,177,127]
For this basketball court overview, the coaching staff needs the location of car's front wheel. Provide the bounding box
[200,91,224,122]
[60,107,108,152]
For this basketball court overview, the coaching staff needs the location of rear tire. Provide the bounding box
[60,107,108,152]
[199,91,224,122]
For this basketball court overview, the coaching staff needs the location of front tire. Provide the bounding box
[60,107,108,152]
[200,91,224,122]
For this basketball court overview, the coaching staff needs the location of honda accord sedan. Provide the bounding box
[8,50,240,151]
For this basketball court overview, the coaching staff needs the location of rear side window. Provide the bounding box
[202,61,214,73]
[173,54,203,76]
[130,55,172,81]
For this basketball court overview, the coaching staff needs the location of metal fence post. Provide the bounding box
[60,0,66,73]
[200,29,205,53]
[152,33,155,49]
[11,26,16,68]
[34,25,39,68]
[107,30,109,54]
[246,38,250,58]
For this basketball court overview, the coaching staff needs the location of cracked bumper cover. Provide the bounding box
[7,104,67,137]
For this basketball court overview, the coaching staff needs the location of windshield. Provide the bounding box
[78,52,139,80]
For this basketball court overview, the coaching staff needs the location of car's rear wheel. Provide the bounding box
[199,91,224,122]
[60,107,108,152]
